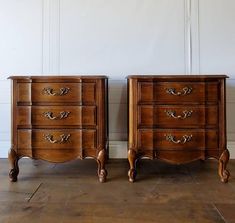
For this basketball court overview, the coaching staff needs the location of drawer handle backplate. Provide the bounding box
[44,134,71,144]
[166,86,192,96]
[165,110,193,119]
[43,87,70,96]
[43,111,71,120]
[165,134,192,144]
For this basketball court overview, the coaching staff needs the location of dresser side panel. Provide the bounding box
[128,78,138,151]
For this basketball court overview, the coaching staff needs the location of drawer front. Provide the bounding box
[137,150,205,164]
[137,129,218,150]
[17,149,97,162]
[17,106,96,127]
[156,150,205,164]
[17,82,96,104]
[138,82,218,104]
[138,105,218,127]
[17,129,97,149]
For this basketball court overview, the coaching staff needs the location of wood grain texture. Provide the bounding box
[138,82,218,103]
[8,76,108,182]
[138,105,218,127]
[127,75,230,182]
[17,82,96,104]
[17,106,96,127]
[138,129,218,150]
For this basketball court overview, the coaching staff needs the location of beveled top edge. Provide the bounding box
[127,74,229,79]
[8,75,108,80]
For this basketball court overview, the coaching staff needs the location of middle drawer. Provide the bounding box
[17,129,97,150]
[17,106,96,127]
[138,105,218,128]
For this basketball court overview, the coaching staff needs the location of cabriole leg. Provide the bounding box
[8,148,19,182]
[128,149,137,182]
[218,149,230,183]
[97,149,107,183]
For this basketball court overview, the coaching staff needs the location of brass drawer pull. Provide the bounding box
[43,87,70,96]
[43,111,71,120]
[44,134,71,144]
[166,86,192,96]
[165,134,192,144]
[165,110,193,119]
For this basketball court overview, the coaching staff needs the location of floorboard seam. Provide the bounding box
[212,203,228,223]
[27,182,43,203]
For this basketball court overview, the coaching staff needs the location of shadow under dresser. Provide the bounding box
[8,76,108,182]
[127,75,230,183]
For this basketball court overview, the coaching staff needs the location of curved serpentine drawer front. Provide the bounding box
[137,129,218,150]
[138,82,218,104]
[16,82,96,104]
[16,106,96,127]
[17,129,97,150]
[138,105,218,128]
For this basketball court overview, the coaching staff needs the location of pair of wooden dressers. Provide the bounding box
[8,75,230,183]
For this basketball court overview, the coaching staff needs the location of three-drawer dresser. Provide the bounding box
[127,75,230,183]
[8,76,108,182]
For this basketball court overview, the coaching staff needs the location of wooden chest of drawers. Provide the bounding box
[8,76,108,182]
[127,75,230,183]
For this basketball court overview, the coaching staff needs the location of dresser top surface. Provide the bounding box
[8,75,108,80]
[127,74,228,80]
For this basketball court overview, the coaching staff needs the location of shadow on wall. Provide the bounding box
[226,79,235,142]
[108,80,127,141]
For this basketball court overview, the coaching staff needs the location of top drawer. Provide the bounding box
[16,82,96,104]
[138,82,219,104]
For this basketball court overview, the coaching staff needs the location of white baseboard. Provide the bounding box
[228,141,235,159]
[109,141,127,158]
[0,141,234,159]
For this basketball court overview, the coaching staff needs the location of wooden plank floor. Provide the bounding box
[0,158,235,223]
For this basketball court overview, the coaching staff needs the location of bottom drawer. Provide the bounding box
[138,129,218,150]
[17,129,97,150]
[17,148,98,162]
[156,150,205,164]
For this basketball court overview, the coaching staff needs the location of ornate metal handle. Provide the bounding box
[165,134,192,144]
[166,86,192,96]
[43,87,70,96]
[165,110,193,119]
[44,134,71,144]
[43,111,70,120]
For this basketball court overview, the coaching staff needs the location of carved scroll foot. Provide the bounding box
[97,149,107,183]
[128,168,137,183]
[219,149,230,183]
[8,149,19,182]
[128,149,137,182]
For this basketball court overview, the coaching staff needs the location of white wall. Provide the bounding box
[0,0,235,158]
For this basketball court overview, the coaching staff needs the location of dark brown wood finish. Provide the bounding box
[8,75,108,182]
[127,75,230,183]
